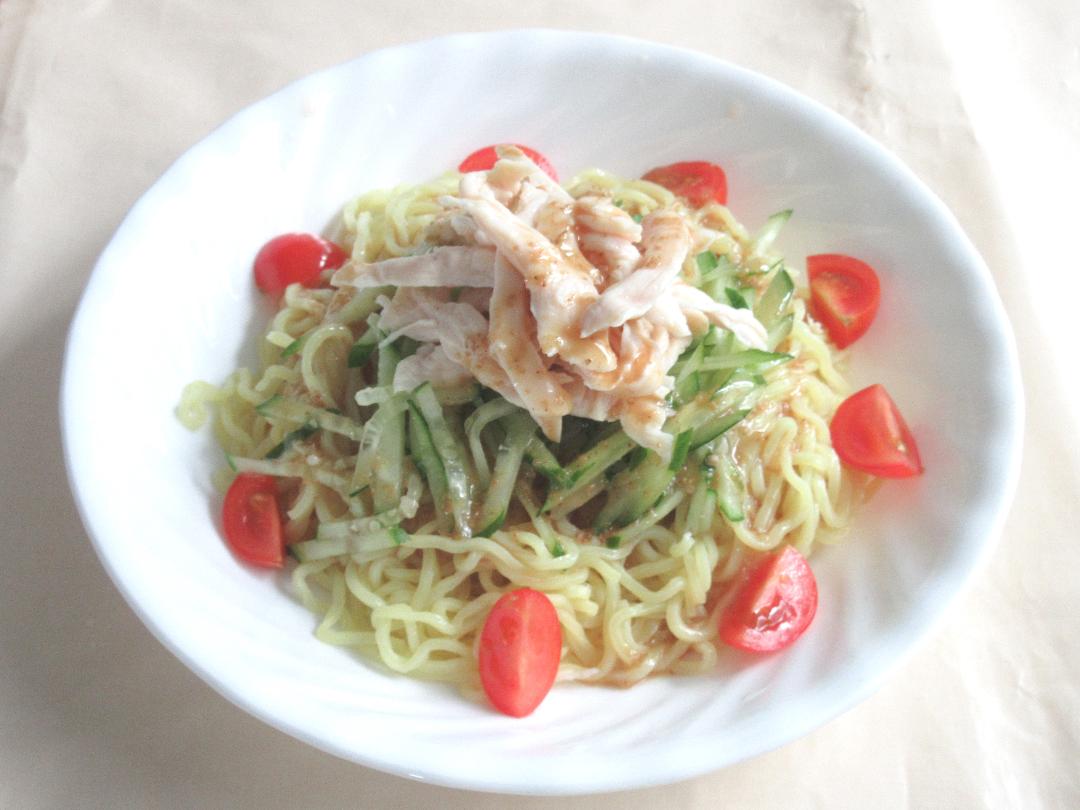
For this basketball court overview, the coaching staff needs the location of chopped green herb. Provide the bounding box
[606,535,622,549]
[389,526,409,546]
[551,541,566,558]
[614,199,624,208]
[255,394,283,415]
[695,251,719,273]
[224,451,238,472]
[348,486,368,498]
[725,287,750,309]
[631,213,643,223]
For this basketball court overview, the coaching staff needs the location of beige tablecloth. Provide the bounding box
[2,0,1078,806]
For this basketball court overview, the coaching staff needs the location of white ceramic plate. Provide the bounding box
[62,30,1022,795]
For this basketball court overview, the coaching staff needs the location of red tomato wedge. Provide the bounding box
[807,253,881,348]
[253,233,347,296]
[478,588,562,717]
[831,384,924,478]
[458,144,558,182]
[642,160,728,207]
[222,473,284,568]
[719,546,818,653]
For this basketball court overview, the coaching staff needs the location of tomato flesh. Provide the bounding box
[222,473,284,568]
[807,253,881,348]
[719,546,817,653]
[253,233,347,296]
[478,588,562,717]
[458,144,558,182]
[831,384,923,478]
[642,160,728,207]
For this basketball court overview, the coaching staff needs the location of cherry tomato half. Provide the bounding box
[642,160,728,207]
[830,384,924,478]
[458,144,558,182]
[222,473,284,568]
[807,253,881,348]
[478,588,562,717]
[253,233,347,296]
[719,546,818,653]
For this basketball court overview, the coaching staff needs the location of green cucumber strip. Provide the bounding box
[614,490,686,545]
[695,251,719,273]
[668,429,694,472]
[371,399,406,513]
[348,330,379,369]
[407,401,452,533]
[766,313,794,351]
[254,396,364,442]
[749,209,792,258]
[704,327,734,356]
[476,411,537,536]
[689,408,749,451]
[542,430,635,513]
[281,334,307,359]
[254,394,283,416]
[368,343,404,513]
[376,338,398,386]
[725,287,751,310]
[753,268,794,328]
[545,478,605,519]
[412,383,474,536]
[265,422,318,459]
[676,371,701,404]
[699,349,792,373]
[674,339,705,385]
[711,436,745,522]
[464,398,519,488]
[524,436,570,488]
[595,430,691,531]
[686,469,715,536]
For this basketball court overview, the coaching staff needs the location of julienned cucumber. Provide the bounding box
[411,383,474,537]
[749,209,792,258]
[689,408,749,451]
[476,411,537,536]
[710,435,746,522]
[407,401,452,533]
[541,429,636,513]
[698,349,791,373]
[371,342,405,513]
[753,268,794,328]
[593,430,692,530]
[524,436,571,488]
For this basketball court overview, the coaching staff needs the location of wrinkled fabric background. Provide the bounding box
[2,0,1078,806]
